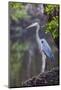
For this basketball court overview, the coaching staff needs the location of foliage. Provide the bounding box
[10,41,28,86]
[9,2,30,22]
[45,4,59,40]
[45,16,59,39]
[9,2,24,9]
[45,4,59,15]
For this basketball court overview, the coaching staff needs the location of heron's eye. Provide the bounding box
[41,41,43,43]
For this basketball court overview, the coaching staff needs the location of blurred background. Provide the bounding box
[9,2,59,88]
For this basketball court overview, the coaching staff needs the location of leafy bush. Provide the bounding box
[45,5,59,40]
[45,16,59,39]
[45,4,59,15]
[9,2,30,22]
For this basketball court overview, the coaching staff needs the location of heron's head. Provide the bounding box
[26,22,40,29]
[40,39,54,60]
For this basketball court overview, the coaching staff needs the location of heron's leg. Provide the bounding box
[41,52,46,73]
[27,48,34,78]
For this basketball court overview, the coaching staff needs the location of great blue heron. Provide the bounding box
[26,22,54,73]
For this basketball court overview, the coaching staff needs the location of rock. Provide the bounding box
[22,67,59,87]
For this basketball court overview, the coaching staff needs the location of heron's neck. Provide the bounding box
[36,23,40,42]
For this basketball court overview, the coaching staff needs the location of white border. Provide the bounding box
[0,0,61,90]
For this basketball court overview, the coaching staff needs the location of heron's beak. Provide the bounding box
[41,39,54,60]
[26,22,38,29]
